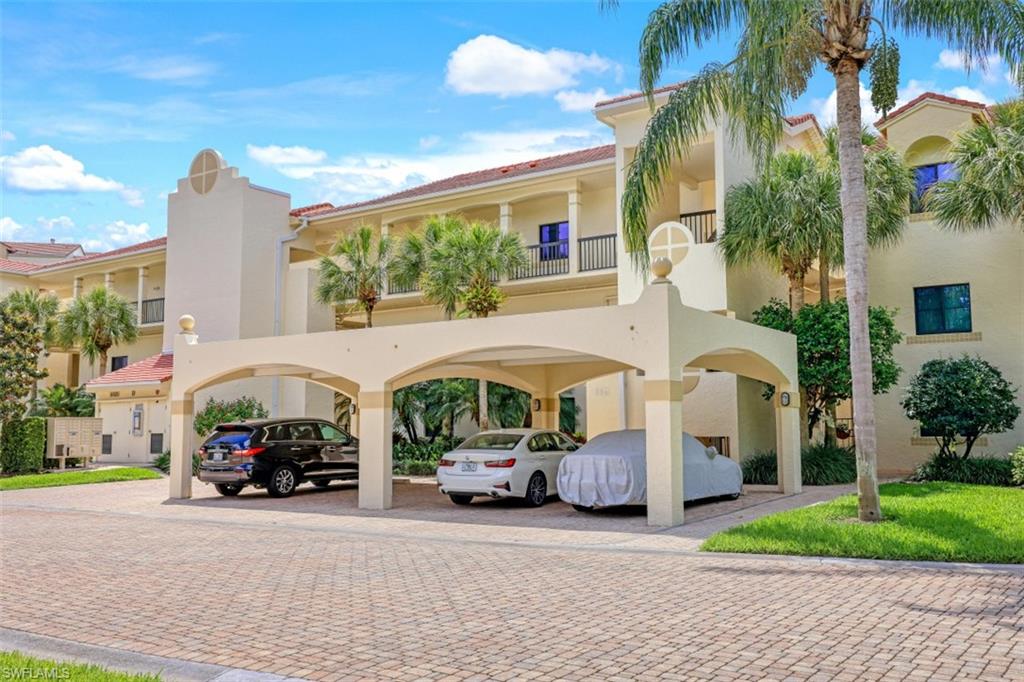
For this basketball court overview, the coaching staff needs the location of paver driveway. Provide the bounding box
[1,478,1021,681]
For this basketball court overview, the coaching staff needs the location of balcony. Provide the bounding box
[386,276,419,295]
[512,241,570,280]
[135,298,165,325]
[579,234,617,272]
[679,210,717,244]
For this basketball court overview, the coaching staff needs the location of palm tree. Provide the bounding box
[390,214,465,320]
[393,383,427,442]
[56,287,138,377]
[929,99,1024,230]
[424,379,477,437]
[722,151,841,312]
[315,226,392,328]
[1,289,60,408]
[614,0,1022,522]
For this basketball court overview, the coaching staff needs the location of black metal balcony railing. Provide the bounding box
[137,298,164,324]
[387,276,419,295]
[578,234,617,272]
[679,209,718,243]
[512,241,570,280]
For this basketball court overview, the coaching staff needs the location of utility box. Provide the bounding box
[45,417,103,469]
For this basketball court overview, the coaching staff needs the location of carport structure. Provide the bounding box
[169,266,801,526]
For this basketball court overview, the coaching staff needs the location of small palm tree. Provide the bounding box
[613,0,1022,521]
[390,214,465,319]
[425,379,477,437]
[438,221,528,318]
[1,289,60,406]
[929,99,1024,230]
[57,287,138,376]
[315,226,392,328]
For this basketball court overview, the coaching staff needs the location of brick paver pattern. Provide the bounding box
[1,482,1021,681]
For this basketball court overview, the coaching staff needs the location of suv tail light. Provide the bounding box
[484,458,516,468]
[237,447,267,457]
[438,458,456,467]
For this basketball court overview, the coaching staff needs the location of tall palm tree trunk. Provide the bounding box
[365,305,374,328]
[99,350,109,377]
[817,249,839,445]
[834,62,881,522]
[788,273,806,312]
[478,380,489,430]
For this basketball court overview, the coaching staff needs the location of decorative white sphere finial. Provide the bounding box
[651,257,673,283]
[178,314,196,333]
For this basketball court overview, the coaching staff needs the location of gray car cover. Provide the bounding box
[556,429,743,508]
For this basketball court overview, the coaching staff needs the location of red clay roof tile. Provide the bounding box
[875,91,988,127]
[0,258,43,274]
[86,352,174,387]
[0,241,82,257]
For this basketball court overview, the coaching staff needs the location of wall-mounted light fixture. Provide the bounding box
[532,398,541,412]
[780,392,791,407]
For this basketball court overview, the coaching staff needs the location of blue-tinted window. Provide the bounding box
[539,221,568,261]
[912,162,957,213]
[111,355,128,372]
[914,284,971,335]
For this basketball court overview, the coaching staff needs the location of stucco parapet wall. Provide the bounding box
[171,282,798,401]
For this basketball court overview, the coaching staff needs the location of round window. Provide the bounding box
[188,149,224,195]
[648,222,693,266]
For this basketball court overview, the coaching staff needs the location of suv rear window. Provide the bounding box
[203,426,254,448]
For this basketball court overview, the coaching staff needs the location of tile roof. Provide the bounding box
[0,258,42,274]
[875,91,988,127]
[0,241,82,257]
[594,81,688,108]
[86,352,174,387]
[293,145,617,220]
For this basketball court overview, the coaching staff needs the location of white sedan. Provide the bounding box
[436,429,579,506]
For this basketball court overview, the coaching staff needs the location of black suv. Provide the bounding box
[196,418,358,497]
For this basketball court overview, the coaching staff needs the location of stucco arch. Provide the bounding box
[686,347,792,388]
[392,363,540,395]
[181,361,359,402]
[904,134,952,166]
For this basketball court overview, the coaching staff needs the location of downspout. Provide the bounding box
[271,216,311,415]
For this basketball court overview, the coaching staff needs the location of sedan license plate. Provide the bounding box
[460,462,478,472]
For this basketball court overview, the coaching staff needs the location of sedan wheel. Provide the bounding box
[267,465,298,498]
[449,494,473,506]
[524,472,547,507]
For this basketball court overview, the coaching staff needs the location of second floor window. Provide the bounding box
[912,162,957,213]
[539,221,568,261]
[111,355,129,372]
[914,283,971,335]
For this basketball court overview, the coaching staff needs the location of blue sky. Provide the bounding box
[1,2,1019,252]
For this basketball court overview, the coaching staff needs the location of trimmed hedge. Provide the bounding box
[392,436,463,476]
[742,444,858,486]
[152,450,200,476]
[0,417,46,475]
[908,453,1014,486]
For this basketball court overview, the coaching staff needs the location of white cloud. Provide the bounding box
[1,145,144,207]
[1,145,125,192]
[107,55,215,83]
[246,144,327,166]
[35,215,75,232]
[935,49,1005,84]
[1,130,14,142]
[812,81,877,128]
[946,86,995,104]
[418,135,441,151]
[119,188,145,208]
[256,126,612,206]
[895,79,994,109]
[82,220,152,252]
[0,216,24,240]
[446,35,614,97]
[554,88,631,112]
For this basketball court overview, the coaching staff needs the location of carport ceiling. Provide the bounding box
[450,346,611,366]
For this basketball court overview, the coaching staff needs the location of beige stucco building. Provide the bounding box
[2,89,1021,511]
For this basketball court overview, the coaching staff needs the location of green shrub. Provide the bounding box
[0,417,46,475]
[193,396,268,437]
[1011,446,1024,486]
[392,435,462,475]
[742,444,857,486]
[152,450,200,475]
[909,453,1014,486]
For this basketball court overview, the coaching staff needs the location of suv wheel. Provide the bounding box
[312,480,331,488]
[214,483,243,496]
[524,472,547,507]
[267,465,298,498]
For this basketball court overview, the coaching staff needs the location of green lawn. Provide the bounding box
[702,482,1024,564]
[0,467,162,491]
[0,651,160,681]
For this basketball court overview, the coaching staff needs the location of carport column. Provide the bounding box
[774,389,803,494]
[357,385,394,510]
[531,395,558,430]
[644,375,684,526]
[169,396,194,499]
